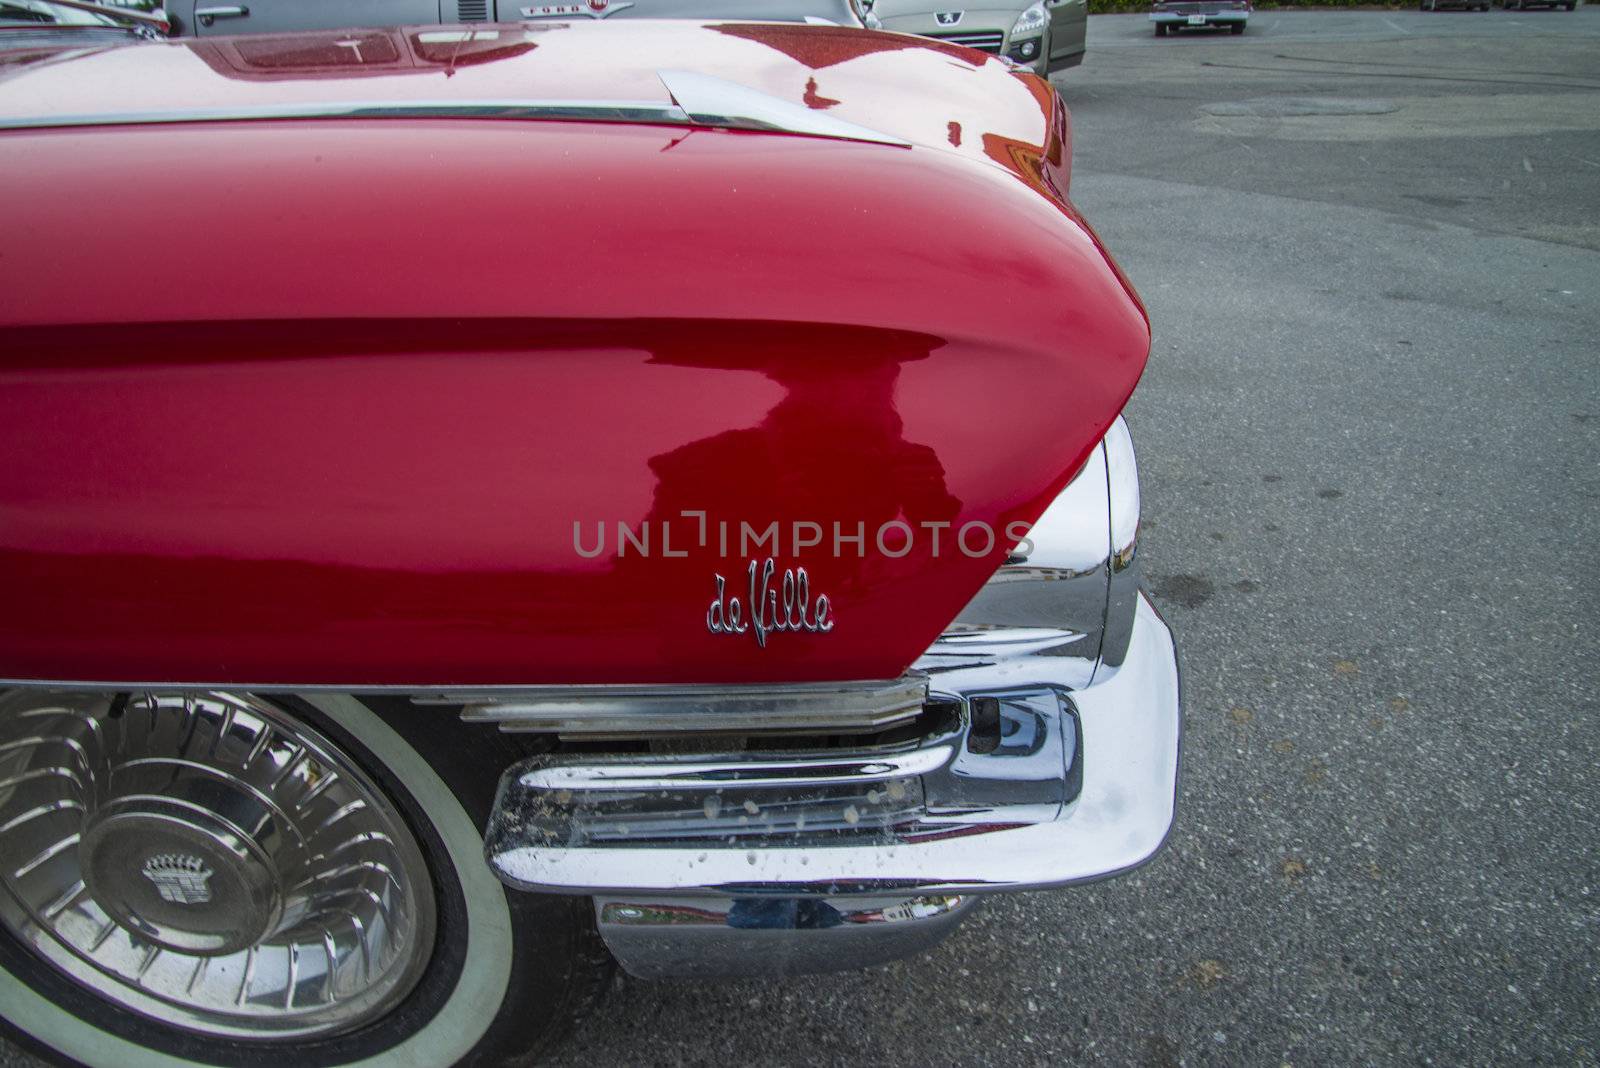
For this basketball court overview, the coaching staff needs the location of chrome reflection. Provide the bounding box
[438,676,927,736]
[0,690,434,1040]
[484,417,1171,904]
[485,594,1177,897]
[0,70,914,148]
[1099,416,1141,677]
[594,893,975,978]
[939,415,1140,687]
[657,69,911,146]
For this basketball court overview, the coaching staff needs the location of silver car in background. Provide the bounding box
[868,0,1084,76]
[1149,0,1249,35]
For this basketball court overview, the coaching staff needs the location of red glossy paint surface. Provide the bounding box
[0,23,1148,686]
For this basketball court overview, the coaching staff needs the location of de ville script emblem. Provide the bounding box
[707,558,833,648]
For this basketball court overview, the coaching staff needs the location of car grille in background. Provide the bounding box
[455,0,489,19]
[925,30,1004,54]
[1161,2,1228,11]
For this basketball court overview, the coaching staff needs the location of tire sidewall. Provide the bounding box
[0,694,516,1068]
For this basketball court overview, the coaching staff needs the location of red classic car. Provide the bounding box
[0,15,1179,1067]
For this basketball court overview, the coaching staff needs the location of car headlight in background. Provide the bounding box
[1011,1,1048,38]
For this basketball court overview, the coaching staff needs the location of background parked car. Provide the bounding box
[1149,0,1250,36]
[1499,0,1578,10]
[0,0,167,45]
[868,0,1086,75]
[1420,0,1489,11]
[164,0,869,36]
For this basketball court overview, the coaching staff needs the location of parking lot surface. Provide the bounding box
[544,11,1600,1066]
[6,9,1598,1067]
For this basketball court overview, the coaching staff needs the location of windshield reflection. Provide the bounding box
[1,1,120,26]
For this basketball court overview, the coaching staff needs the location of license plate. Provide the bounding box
[1187,14,1207,23]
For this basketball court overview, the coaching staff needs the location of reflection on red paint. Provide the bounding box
[0,23,1148,687]
[803,75,840,110]
[710,21,980,70]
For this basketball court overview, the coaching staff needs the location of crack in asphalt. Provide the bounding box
[1198,58,1600,88]
[1269,49,1600,80]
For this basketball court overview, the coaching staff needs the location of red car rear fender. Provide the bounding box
[0,120,1148,686]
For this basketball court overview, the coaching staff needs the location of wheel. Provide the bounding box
[1155,21,1167,34]
[1230,21,1245,32]
[0,690,612,1067]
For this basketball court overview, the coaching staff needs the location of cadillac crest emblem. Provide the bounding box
[142,853,215,906]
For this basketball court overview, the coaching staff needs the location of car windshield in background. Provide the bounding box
[0,1,122,26]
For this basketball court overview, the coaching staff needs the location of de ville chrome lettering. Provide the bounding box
[706,558,833,648]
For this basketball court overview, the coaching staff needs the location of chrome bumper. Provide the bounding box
[593,893,980,979]
[1150,9,1248,21]
[485,592,1180,976]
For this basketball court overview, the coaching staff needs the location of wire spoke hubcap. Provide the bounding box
[0,690,435,1040]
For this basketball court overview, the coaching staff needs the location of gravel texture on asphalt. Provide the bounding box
[546,13,1600,1066]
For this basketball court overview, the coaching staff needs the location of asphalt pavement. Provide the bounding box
[547,11,1600,1066]
[6,9,1599,1067]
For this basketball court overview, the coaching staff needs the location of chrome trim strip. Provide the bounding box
[1104,415,1140,559]
[0,679,490,692]
[0,674,927,712]
[656,69,911,147]
[0,78,911,148]
[512,744,953,792]
[1098,415,1142,677]
[0,100,687,132]
[444,676,928,735]
[925,30,1006,52]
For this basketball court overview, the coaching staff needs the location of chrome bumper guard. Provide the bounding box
[593,893,981,979]
[484,593,1179,974]
[485,419,1176,976]
[487,594,1178,896]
